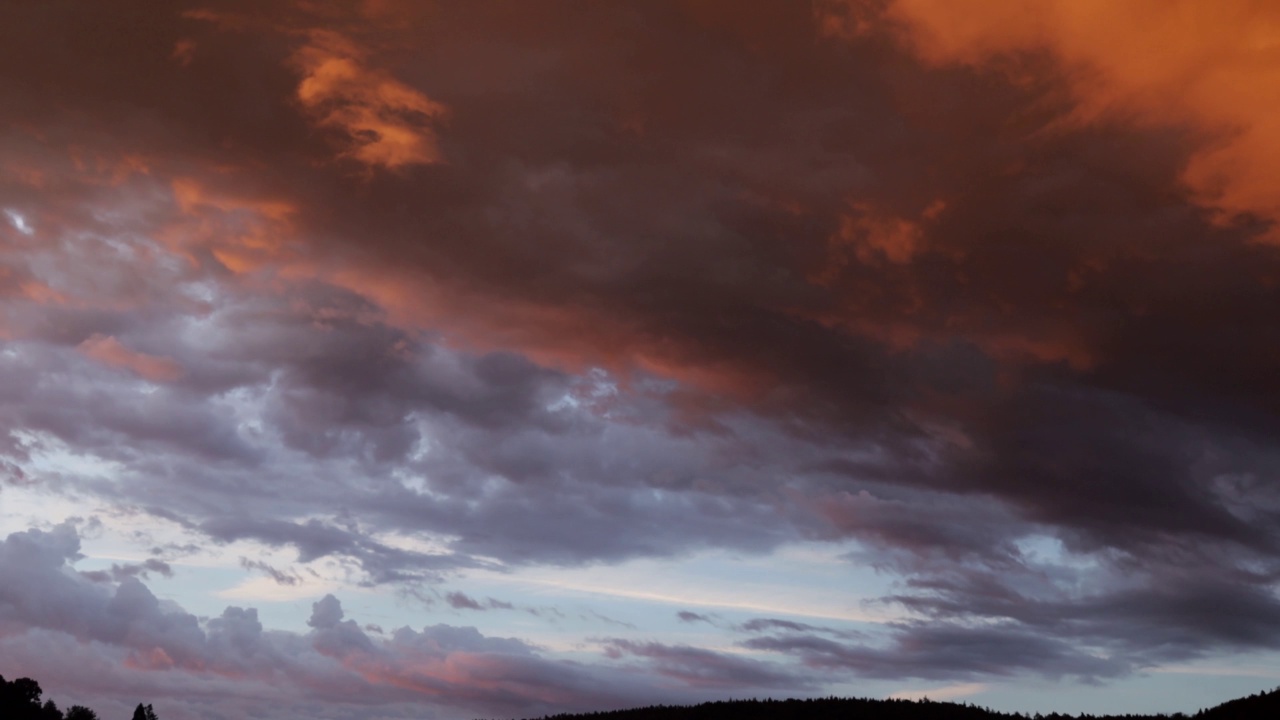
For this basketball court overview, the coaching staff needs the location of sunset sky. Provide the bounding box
[4,2,1280,719]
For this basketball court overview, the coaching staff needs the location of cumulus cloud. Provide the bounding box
[0,526,739,719]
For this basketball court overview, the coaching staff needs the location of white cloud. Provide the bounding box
[4,208,33,235]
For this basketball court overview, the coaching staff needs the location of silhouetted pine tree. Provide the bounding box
[1193,687,1280,720]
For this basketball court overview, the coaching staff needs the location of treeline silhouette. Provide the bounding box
[519,689,1280,720]
[6,672,1280,720]
[0,674,158,720]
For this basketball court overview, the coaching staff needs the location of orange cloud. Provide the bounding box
[814,200,946,285]
[171,177,294,222]
[864,0,1280,239]
[171,38,197,67]
[292,30,447,170]
[167,177,298,273]
[78,334,185,382]
[18,280,67,305]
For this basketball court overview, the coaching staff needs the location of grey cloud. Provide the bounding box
[79,559,174,584]
[582,611,636,630]
[744,624,1129,682]
[307,594,344,629]
[0,275,810,575]
[886,563,1280,665]
[602,639,815,692]
[445,591,483,610]
[0,526,738,719]
[740,619,819,634]
[443,591,515,612]
[737,618,861,640]
[677,611,712,624]
[239,558,300,586]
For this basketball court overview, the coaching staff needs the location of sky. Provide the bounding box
[3,1,1280,719]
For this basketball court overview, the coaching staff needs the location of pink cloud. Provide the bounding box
[78,334,184,382]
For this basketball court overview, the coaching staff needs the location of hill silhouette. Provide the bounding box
[1192,687,1280,720]
[517,689,1280,720]
[5,672,1279,720]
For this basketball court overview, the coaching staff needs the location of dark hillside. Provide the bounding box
[6,673,1278,720]
[526,696,1161,720]
[521,689,1280,720]
[1193,687,1280,720]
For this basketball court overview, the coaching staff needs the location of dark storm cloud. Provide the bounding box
[0,275,805,575]
[882,557,1280,663]
[5,0,1280,702]
[184,0,1280,563]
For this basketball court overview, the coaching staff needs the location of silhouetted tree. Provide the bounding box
[0,675,45,720]
[4,676,43,705]
[64,706,98,720]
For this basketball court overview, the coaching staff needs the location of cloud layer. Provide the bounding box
[4,1,1280,718]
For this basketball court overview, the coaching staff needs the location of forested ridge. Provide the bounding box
[519,690,1280,720]
[5,673,1278,720]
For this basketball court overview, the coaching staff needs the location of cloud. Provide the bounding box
[0,526,730,719]
[869,0,1280,239]
[602,639,815,692]
[445,591,513,611]
[677,611,713,624]
[737,618,860,640]
[78,334,184,382]
[79,559,174,584]
[743,625,1129,682]
[290,29,447,169]
[4,1,1280,714]
[239,558,301,586]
